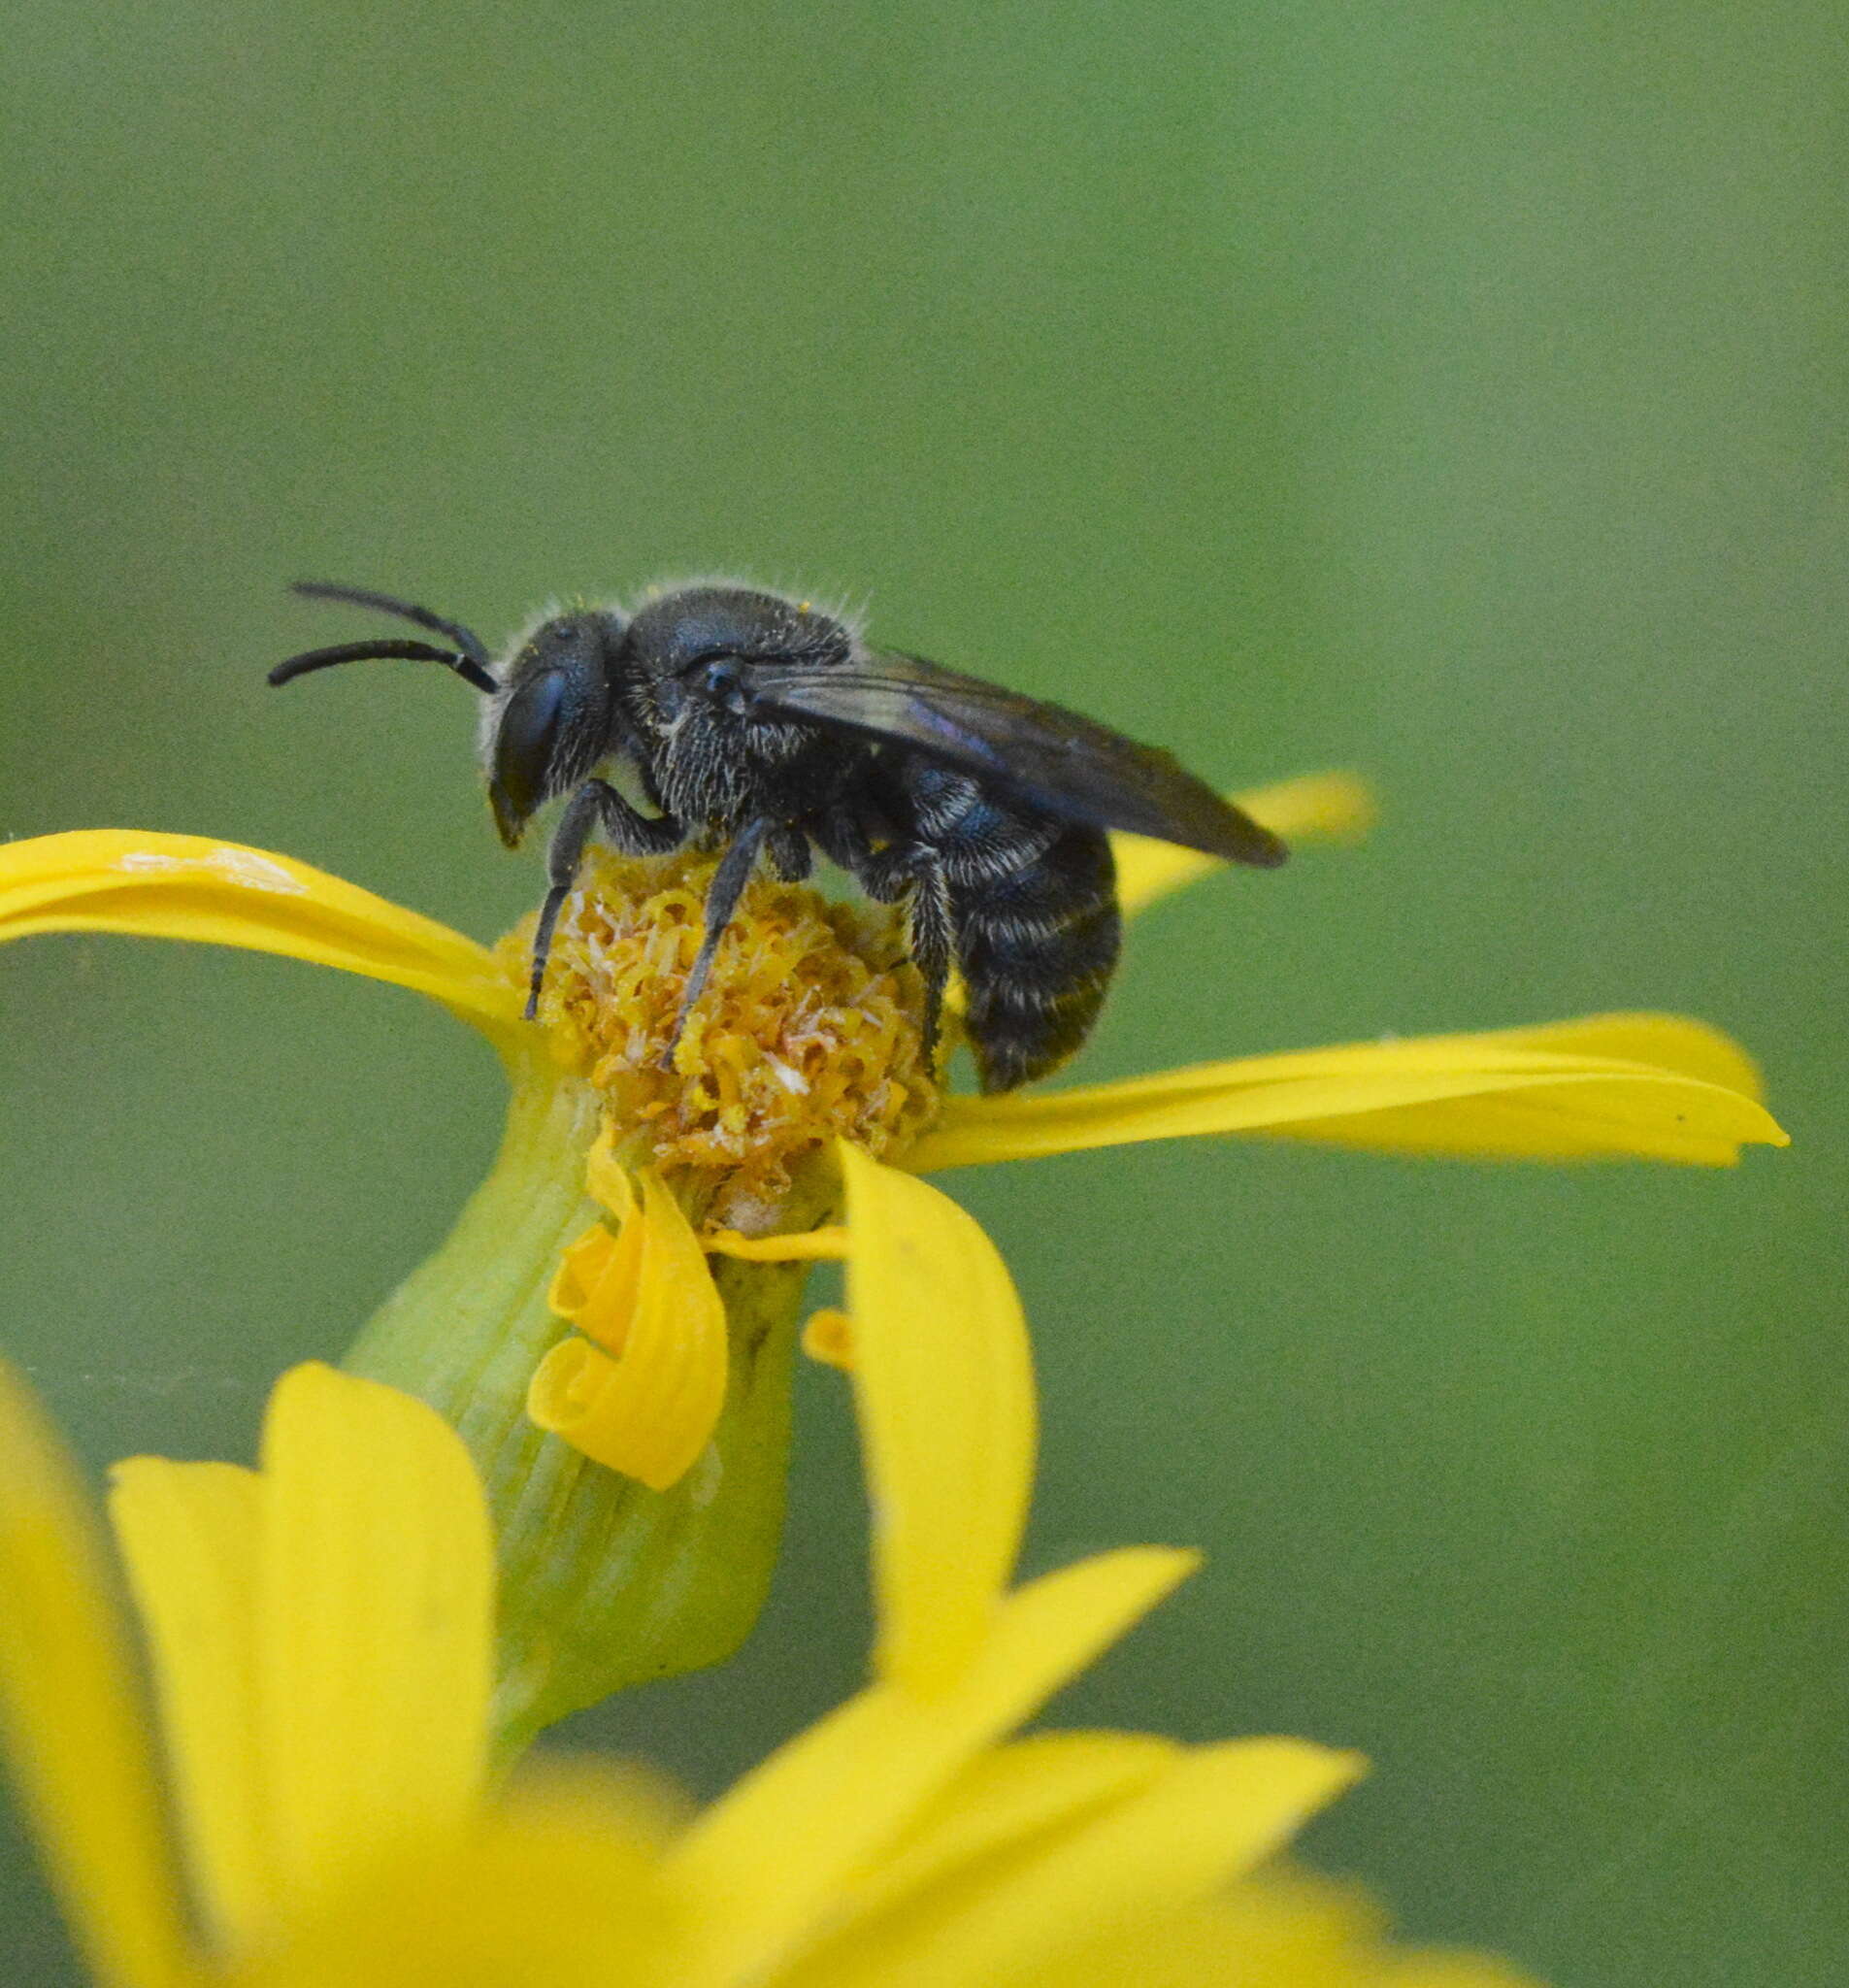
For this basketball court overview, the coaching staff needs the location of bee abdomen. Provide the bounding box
[955,824,1121,1093]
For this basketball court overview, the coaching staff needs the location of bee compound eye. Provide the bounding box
[490,669,570,843]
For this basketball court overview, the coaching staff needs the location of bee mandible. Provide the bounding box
[270,580,1286,1092]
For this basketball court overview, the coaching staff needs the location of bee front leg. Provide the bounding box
[526,780,682,1019]
[589,779,685,860]
[664,817,772,1066]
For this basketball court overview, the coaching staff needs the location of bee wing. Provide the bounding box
[743,649,1288,865]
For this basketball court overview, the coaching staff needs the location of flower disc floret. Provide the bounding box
[504,847,940,1214]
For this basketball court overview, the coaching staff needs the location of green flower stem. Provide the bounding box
[342,1034,827,1754]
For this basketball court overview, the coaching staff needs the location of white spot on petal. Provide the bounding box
[114,847,308,895]
[204,848,308,894]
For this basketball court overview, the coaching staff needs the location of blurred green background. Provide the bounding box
[2,4,1844,1981]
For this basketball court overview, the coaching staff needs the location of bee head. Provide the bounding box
[483,610,624,847]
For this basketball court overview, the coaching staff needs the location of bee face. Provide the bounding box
[483,611,622,848]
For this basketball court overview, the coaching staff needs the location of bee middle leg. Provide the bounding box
[849,839,951,1073]
[664,817,773,1064]
[816,809,951,1070]
[767,825,812,881]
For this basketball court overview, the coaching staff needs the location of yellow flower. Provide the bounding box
[0,774,1787,1729]
[0,1162,1535,1988]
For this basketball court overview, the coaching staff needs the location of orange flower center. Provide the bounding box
[498,847,940,1218]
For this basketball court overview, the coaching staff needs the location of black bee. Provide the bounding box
[270,580,1286,1092]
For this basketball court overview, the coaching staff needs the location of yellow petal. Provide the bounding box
[826,1732,1181,1930]
[0,1362,194,1988]
[0,830,517,1032]
[838,1146,1037,1687]
[233,1762,683,1988]
[706,1225,852,1262]
[786,1738,1364,1988]
[1018,1867,1541,1988]
[548,1222,644,1355]
[528,1168,729,1490]
[672,1545,1197,1988]
[908,1011,1788,1173]
[1114,772,1376,919]
[109,1459,273,1950]
[582,1126,638,1222]
[255,1365,493,1927]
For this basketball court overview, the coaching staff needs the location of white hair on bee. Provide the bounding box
[627,574,872,647]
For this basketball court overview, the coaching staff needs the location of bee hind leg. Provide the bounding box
[906,857,953,1074]
[663,818,772,1066]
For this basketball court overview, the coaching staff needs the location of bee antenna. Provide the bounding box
[290,580,494,672]
[268,638,499,694]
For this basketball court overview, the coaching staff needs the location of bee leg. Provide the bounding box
[767,825,812,882]
[828,813,951,1071]
[587,780,685,860]
[902,851,954,1074]
[810,806,878,878]
[526,781,684,1019]
[526,783,601,1019]
[842,835,909,905]
[663,817,772,1066]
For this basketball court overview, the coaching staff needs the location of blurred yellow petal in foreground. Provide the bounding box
[0,1228,1538,1986]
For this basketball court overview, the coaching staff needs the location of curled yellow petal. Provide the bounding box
[109,1459,272,1950]
[706,1225,851,1263]
[909,1011,1788,1173]
[582,1126,638,1223]
[254,1365,493,1927]
[0,830,517,1032]
[549,1223,644,1355]
[1114,771,1376,919]
[0,1362,194,1988]
[672,1544,1198,1988]
[838,1145,1037,1687]
[528,1167,729,1490]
